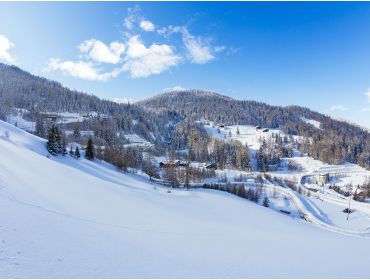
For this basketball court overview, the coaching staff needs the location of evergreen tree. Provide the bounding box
[75,146,81,159]
[47,125,57,155]
[47,125,62,156]
[85,138,95,160]
[69,146,74,157]
[61,134,67,156]
[263,196,270,207]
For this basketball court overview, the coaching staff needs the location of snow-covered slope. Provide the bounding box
[1,120,370,278]
[204,121,301,151]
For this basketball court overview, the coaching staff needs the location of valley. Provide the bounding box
[0,63,370,278]
[1,120,370,278]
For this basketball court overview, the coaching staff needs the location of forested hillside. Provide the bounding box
[0,63,181,151]
[140,90,370,169]
[0,63,369,170]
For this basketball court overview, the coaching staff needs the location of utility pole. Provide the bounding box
[347,194,352,221]
[347,185,353,221]
[319,182,324,202]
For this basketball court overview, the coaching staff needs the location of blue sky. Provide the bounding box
[1,2,370,128]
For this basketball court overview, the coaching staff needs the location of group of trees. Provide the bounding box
[1,63,369,182]
[47,125,66,156]
[141,89,370,170]
[161,148,216,188]
[209,139,251,170]
[47,124,94,160]
[0,63,179,155]
[202,183,266,205]
[256,134,295,172]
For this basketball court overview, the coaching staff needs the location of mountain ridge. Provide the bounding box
[0,62,369,169]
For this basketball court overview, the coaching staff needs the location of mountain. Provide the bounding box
[0,63,369,169]
[1,120,370,278]
[139,89,370,168]
[0,63,179,149]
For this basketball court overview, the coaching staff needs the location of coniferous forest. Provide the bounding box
[1,62,369,176]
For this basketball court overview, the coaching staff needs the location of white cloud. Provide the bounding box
[79,39,125,64]
[329,104,348,111]
[47,58,121,81]
[48,36,181,80]
[47,7,226,81]
[122,35,181,78]
[140,20,155,32]
[0,34,16,64]
[365,88,370,103]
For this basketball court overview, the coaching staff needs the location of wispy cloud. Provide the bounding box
[329,104,348,111]
[123,6,141,30]
[158,25,225,64]
[0,34,17,64]
[359,89,370,113]
[365,88,370,103]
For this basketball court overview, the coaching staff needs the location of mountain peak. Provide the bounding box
[138,89,234,104]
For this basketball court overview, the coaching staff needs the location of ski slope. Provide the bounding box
[1,120,370,278]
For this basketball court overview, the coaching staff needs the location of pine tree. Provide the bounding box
[75,147,81,159]
[69,146,74,157]
[263,196,270,207]
[47,124,62,155]
[85,138,95,160]
[54,125,63,154]
[47,125,56,155]
[61,134,67,156]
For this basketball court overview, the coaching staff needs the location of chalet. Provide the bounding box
[280,210,291,215]
[205,163,217,170]
[159,160,180,168]
[41,114,59,123]
[179,161,190,167]
[268,164,278,171]
[219,124,225,128]
[262,128,269,133]
[81,112,92,118]
[355,191,368,202]
[255,125,262,130]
